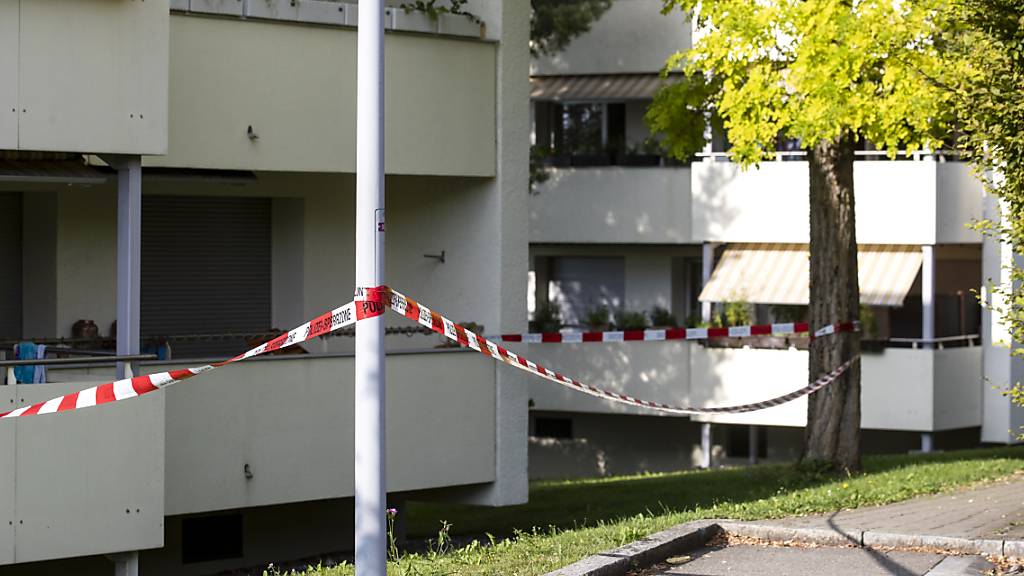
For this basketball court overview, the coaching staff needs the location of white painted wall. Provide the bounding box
[937,162,986,243]
[0,381,164,566]
[520,340,692,415]
[934,346,983,431]
[531,0,690,76]
[150,15,495,176]
[159,351,496,515]
[532,244,700,318]
[526,339,981,432]
[530,167,692,244]
[2,0,169,154]
[691,160,983,245]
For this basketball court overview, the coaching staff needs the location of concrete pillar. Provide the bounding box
[701,243,715,323]
[700,422,712,469]
[104,155,142,379]
[748,425,759,465]
[921,245,935,348]
[112,551,139,576]
[920,432,934,454]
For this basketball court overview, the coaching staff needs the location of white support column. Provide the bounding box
[701,243,714,323]
[920,432,934,454]
[112,551,139,576]
[700,422,712,469]
[106,155,142,380]
[355,1,387,575]
[748,425,759,465]
[922,245,935,348]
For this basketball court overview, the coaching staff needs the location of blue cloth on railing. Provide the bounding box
[12,343,47,384]
[13,342,35,384]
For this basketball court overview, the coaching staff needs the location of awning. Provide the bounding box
[0,158,108,184]
[699,244,923,307]
[530,74,667,101]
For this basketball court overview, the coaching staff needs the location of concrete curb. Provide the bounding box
[541,521,722,576]
[545,520,1024,576]
[723,522,1008,556]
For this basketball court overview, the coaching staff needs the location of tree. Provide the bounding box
[648,0,956,471]
[530,0,614,57]
[952,0,1024,385]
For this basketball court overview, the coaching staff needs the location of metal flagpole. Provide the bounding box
[355,0,387,574]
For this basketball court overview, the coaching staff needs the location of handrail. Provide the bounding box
[888,334,980,344]
[695,150,960,161]
[0,354,157,367]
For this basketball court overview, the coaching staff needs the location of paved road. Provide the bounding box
[654,544,946,575]
[762,476,1024,540]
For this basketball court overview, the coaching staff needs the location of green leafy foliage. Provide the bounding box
[613,309,649,331]
[952,0,1024,365]
[649,306,679,328]
[530,302,564,333]
[647,0,958,164]
[531,0,613,57]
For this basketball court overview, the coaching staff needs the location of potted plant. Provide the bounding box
[614,309,649,331]
[530,302,563,333]
[649,306,679,329]
[584,305,612,332]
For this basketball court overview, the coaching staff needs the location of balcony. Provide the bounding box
[530,166,693,244]
[149,11,496,176]
[692,155,985,245]
[0,350,495,566]
[523,339,982,433]
[0,0,170,154]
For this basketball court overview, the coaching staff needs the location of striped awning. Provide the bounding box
[699,244,923,307]
[530,74,667,101]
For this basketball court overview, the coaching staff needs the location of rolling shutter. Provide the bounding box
[0,193,21,339]
[141,195,272,359]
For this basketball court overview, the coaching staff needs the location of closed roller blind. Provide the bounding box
[142,195,272,359]
[0,193,22,339]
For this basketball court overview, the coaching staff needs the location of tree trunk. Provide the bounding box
[802,134,862,473]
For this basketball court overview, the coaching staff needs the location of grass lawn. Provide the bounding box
[291,446,1024,576]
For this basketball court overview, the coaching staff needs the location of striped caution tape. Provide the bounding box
[494,321,857,344]
[374,286,858,415]
[0,301,361,419]
[1,285,856,419]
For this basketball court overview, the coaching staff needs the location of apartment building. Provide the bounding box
[0,1,529,574]
[525,0,1020,479]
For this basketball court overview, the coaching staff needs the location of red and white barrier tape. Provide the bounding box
[1,287,857,419]
[494,321,856,344]
[0,302,360,419]
[368,286,858,415]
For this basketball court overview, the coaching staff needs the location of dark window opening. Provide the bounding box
[182,512,244,564]
[727,425,767,459]
[534,417,573,439]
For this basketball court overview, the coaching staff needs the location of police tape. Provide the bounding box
[494,322,856,344]
[365,286,858,415]
[0,301,360,419]
[0,287,856,419]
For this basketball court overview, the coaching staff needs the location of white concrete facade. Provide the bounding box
[0,0,530,571]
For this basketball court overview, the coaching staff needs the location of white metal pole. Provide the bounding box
[922,245,935,348]
[701,243,714,323]
[355,1,387,575]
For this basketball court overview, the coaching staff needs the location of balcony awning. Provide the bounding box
[699,243,923,307]
[530,74,666,102]
[0,158,108,184]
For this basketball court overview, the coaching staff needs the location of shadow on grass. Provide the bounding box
[406,446,1024,540]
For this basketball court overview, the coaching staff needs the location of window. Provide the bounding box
[533,101,627,163]
[142,196,272,358]
[182,513,243,564]
[546,257,625,327]
[534,416,573,439]
[0,193,21,340]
